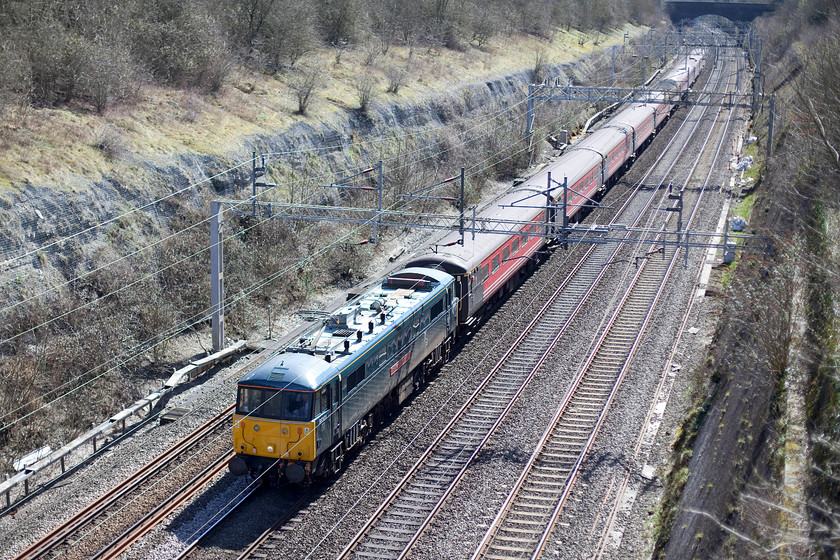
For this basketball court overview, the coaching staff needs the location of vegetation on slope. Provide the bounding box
[654,0,840,556]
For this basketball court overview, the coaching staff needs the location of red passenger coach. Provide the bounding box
[407,188,549,329]
[407,50,707,332]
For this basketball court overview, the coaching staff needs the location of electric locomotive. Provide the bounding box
[229,267,457,483]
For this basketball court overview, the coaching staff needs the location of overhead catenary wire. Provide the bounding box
[0,84,543,324]
[57,39,704,544]
[0,76,571,351]
[7,33,643,272]
[304,73,730,560]
[0,104,556,429]
[1,30,649,274]
[0,39,637,324]
[0,115,582,433]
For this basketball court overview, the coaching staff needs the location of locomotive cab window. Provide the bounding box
[431,299,443,319]
[263,390,285,419]
[237,387,263,415]
[237,387,284,419]
[283,391,312,421]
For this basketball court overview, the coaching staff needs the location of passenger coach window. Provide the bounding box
[502,247,510,261]
[283,392,312,421]
[512,239,519,254]
[492,256,500,272]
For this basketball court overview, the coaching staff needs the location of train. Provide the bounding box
[228,49,706,484]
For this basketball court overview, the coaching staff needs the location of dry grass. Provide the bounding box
[0,25,645,192]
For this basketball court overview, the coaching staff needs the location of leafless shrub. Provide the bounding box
[133,8,231,93]
[334,44,348,66]
[384,64,407,94]
[363,42,381,66]
[533,50,549,84]
[92,125,129,160]
[353,74,379,112]
[484,108,532,179]
[289,66,323,114]
[326,242,371,288]
[79,41,140,112]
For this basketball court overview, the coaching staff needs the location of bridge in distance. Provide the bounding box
[665,0,779,21]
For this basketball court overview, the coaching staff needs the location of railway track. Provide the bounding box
[14,406,234,560]
[94,450,234,560]
[325,245,601,560]
[471,234,678,560]
[330,77,728,560]
[588,43,745,558]
[470,44,741,560]
[232,490,313,560]
[317,43,740,560]
[170,481,264,560]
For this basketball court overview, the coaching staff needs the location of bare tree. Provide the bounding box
[263,0,316,72]
[469,10,500,47]
[317,0,361,45]
[234,0,277,55]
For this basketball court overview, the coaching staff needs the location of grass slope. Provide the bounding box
[0,26,644,191]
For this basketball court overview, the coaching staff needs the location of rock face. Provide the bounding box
[0,63,574,283]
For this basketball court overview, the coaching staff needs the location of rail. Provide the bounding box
[471,48,740,560]
[13,406,234,560]
[0,341,246,512]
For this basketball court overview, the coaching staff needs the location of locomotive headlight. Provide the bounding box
[267,445,274,453]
